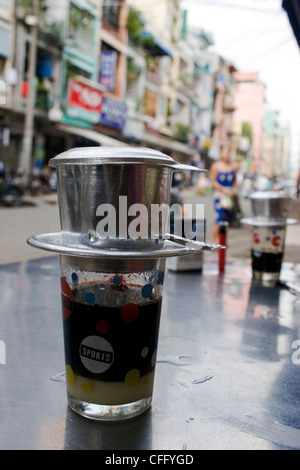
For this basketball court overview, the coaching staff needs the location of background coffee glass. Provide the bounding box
[242,191,298,286]
[251,224,286,285]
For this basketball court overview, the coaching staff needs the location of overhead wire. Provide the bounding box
[182,0,296,69]
[219,7,282,46]
[241,35,294,68]
[182,0,282,14]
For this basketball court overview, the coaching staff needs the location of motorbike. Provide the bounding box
[0,179,23,207]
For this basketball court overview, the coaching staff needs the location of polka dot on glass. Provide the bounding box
[113,275,123,285]
[125,369,140,386]
[61,277,72,298]
[96,319,111,334]
[66,364,75,386]
[71,272,78,285]
[85,292,96,304]
[141,346,149,358]
[120,303,139,323]
[141,284,152,298]
[82,382,92,393]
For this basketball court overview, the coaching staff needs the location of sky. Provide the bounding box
[182,0,300,174]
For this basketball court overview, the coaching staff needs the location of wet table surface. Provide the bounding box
[0,255,299,450]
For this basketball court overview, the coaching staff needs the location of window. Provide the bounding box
[103,0,120,29]
[68,2,94,56]
[66,62,91,81]
[143,88,157,118]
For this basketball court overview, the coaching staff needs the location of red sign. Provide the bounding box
[67,79,103,114]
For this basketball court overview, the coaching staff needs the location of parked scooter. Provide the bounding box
[0,180,23,207]
[0,162,23,207]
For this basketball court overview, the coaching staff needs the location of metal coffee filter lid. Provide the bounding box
[242,191,298,227]
[49,146,201,171]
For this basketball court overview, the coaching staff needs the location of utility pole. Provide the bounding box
[22,0,39,188]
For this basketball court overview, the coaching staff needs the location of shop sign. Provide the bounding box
[99,51,117,90]
[66,78,103,122]
[99,96,127,130]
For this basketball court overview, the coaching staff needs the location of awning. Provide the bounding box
[282,0,300,48]
[57,124,196,157]
[56,124,128,147]
[142,31,173,57]
[141,131,196,157]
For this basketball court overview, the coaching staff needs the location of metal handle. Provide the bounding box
[165,233,226,251]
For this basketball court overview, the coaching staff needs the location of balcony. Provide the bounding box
[177,73,194,99]
[40,20,65,44]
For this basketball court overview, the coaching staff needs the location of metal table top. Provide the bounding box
[0,255,299,450]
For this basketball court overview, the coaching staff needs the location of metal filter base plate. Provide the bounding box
[241,218,298,227]
[27,232,194,259]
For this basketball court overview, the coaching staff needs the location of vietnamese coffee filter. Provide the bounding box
[241,191,298,227]
[49,147,202,252]
[250,191,289,222]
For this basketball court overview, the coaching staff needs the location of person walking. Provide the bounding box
[210,145,237,244]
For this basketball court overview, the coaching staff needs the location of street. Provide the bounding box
[0,190,299,265]
[0,194,61,265]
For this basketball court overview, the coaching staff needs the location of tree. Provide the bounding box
[241,122,253,144]
[126,8,145,46]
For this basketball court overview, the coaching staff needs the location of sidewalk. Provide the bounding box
[21,191,58,207]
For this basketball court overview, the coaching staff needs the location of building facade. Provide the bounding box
[233,72,265,174]
[0,0,289,182]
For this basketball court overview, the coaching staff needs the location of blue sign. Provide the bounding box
[100,96,127,130]
[99,51,117,90]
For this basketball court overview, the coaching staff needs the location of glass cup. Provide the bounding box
[251,225,286,286]
[59,254,166,421]
[27,147,207,421]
